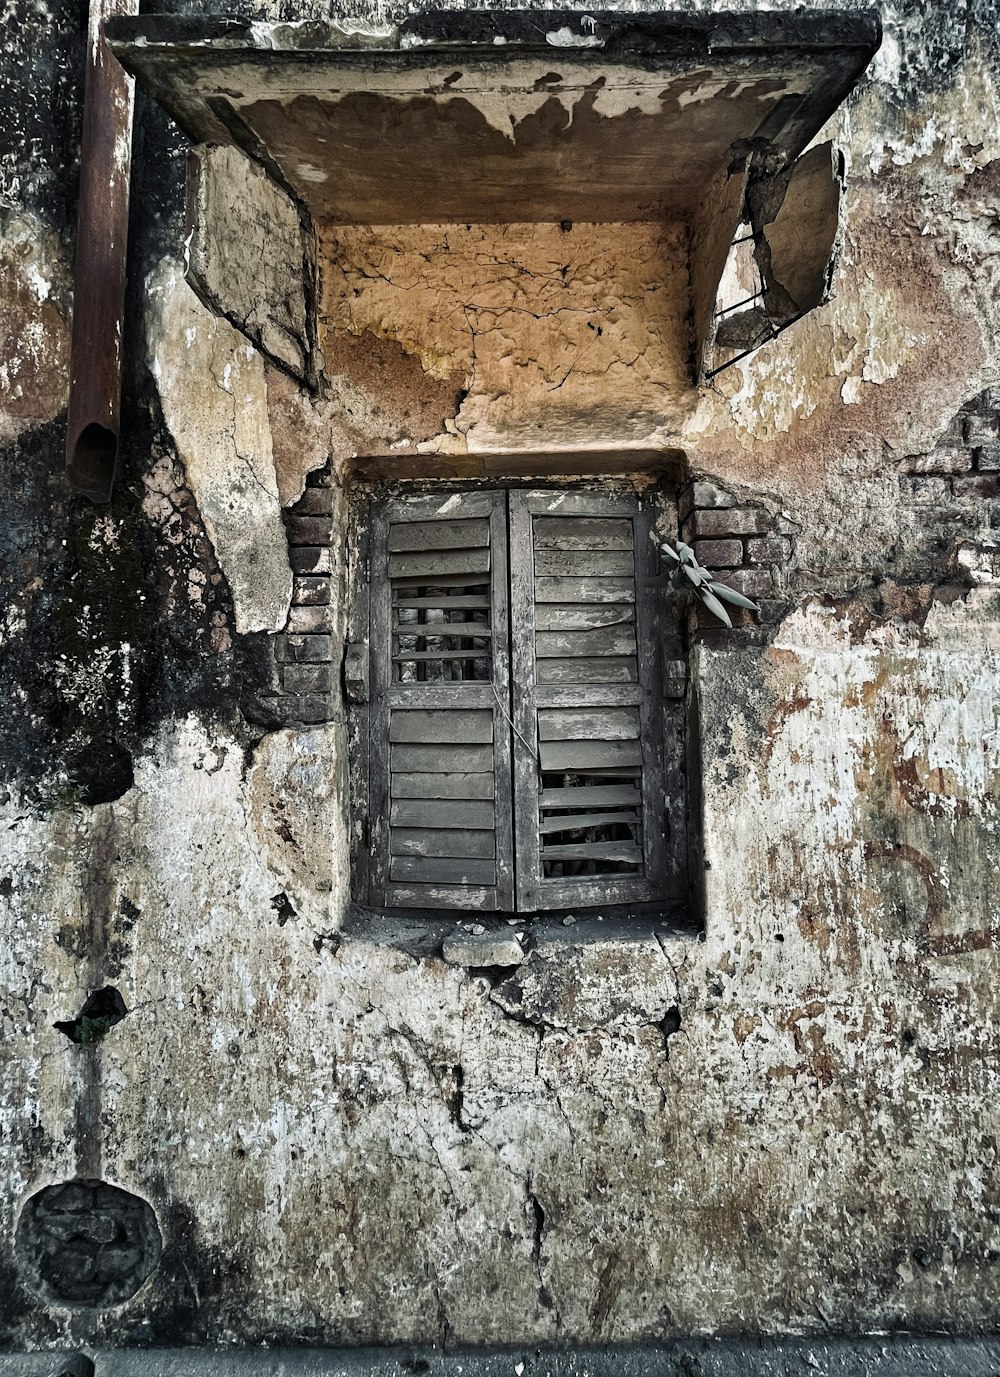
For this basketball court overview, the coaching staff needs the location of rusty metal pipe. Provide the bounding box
[65,0,139,502]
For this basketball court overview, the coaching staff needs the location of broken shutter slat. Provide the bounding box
[539,784,642,810]
[537,708,641,741]
[539,811,642,835]
[537,739,643,772]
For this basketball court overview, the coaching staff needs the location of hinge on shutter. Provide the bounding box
[344,642,369,703]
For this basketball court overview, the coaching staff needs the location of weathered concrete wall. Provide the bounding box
[3,0,1000,1352]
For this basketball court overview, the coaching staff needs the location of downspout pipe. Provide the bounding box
[65,0,138,503]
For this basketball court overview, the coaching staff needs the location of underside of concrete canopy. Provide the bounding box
[103,8,880,438]
[107,9,880,226]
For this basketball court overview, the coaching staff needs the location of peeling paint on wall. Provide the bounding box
[248,725,349,927]
[188,144,312,381]
[0,215,71,446]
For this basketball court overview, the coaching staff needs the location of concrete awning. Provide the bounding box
[106,9,880,226]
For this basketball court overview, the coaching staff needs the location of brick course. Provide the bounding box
[693,538,743,568]
[685,506,772,539]
[901,387,1000,511]
[287,605,336,634]
[289,545,333,575]
[244,464,338,728]
[287,514,334,546]
[675,479,795,636]
[282,663,333,695]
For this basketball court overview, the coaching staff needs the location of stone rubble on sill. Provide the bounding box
[441,931,524,969]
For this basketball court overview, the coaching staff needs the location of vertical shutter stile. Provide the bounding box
[370,491,514,910]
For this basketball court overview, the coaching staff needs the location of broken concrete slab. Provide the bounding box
[145,258,293,634]
[490,922,681,1032]
[187,144,313,382]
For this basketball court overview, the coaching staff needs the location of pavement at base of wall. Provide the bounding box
[2,1338,1000,1377]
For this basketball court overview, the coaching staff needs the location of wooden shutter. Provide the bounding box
[369,491,514,910]
[509,488,667,911]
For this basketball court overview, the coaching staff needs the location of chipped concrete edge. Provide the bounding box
[6,1337,1000,1377]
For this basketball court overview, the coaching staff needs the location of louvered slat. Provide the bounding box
[390,709,493,743]
[392,772,495,800]
[388,518,490,552]
[388,548,490,580]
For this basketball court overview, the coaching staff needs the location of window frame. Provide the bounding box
[348,478,689,919]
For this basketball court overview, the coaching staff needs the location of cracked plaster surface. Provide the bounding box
[319,221,694,456]
[188,144,311,380]
[4,621,1000,1342]
[678,21,1000,541]
[247,726,349,929]
[146,258,292,635]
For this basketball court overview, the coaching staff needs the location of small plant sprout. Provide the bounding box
[658,539,760,628]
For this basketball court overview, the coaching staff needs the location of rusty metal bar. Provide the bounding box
[65,0,139,503]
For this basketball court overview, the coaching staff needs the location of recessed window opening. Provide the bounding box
[354,480,690,919]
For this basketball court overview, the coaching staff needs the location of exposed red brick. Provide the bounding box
[289,545,333,575]
[286,605,337,634]
[272,695,331,724]
[679,480,737,523]
[287,514,334,546]
[964,414,998,446]
[293,486,336,515]
[953,474,1000,500]
[282,663,332,694]
[275,635,333,664]
[292,575,331,606]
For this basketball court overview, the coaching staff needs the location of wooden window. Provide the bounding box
[361,485,682,914]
